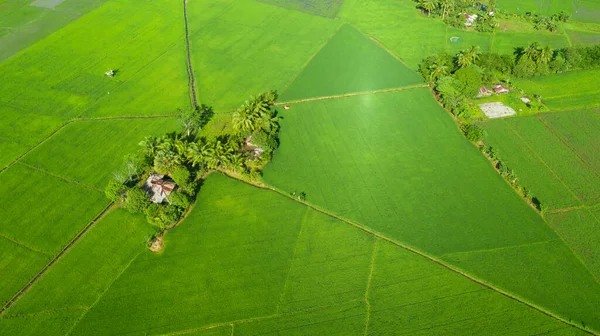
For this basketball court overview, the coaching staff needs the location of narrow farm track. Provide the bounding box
[277,84,429,106]
[0,202,114,315]
[182,0,198,108]
[222,173,597,335]
[363,240,378,336]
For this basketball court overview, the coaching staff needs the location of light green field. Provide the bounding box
[188,0,341,111]
[280,24,424,102]
[516,68,600,111]
[496,0,575,17]
[3,174,587,335]
[263,88,600,331]
[0,0,189,169]
[0,209,153,334]
[21,118,179,189]
[0,164,107,254]
[0,0,110,62]
[548,207,600,281]
[483,113,600,208]
[567,29,600,45]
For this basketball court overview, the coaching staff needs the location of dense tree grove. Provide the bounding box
[105,91,281,230]
[419,42,600,118]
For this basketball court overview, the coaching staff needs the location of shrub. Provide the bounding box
[126,188,150,213]
[453,66,483,97]
[169,191,192,209]
[251,129,278,153]
[105,179,127,202]
[146,204,181,229]
[461,123,486,142]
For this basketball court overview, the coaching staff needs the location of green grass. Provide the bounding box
[0,309,86,336]
[68,174,306,335]
[368,241,588,335]
[6,209,154,317]
[188,0,341,111]
[481,118,580,209]
[0,164,108,254]
[442,240,600,329]
[255,0,344,18]
[235,300,368,335]
[496,0,575,17]
[515,68,600,111]
[262,88,600,332]
[0,0,110,63]
[496,115,600,206]
[277,210,375,313]
[547,208,600,282]
[280,24,424,102]
[0,0,189,167]
[491,31,570,55]
[21,118,179,189]
[0,238,50,307]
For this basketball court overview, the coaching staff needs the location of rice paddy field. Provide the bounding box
[2,0,600,334]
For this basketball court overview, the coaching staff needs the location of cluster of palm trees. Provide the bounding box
[139,133,245,175]
[417,0,488,19]
[232,90,279,135]
[427,46,481,81]
[519,42,553,65]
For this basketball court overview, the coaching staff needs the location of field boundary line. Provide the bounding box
[363,239,378,336]
[279,22,346,96]
[64,248,144,335]
[78,114,176,121]
[439,239,558,259]
[183,0,198,108]
[18,162,103,193]
[2,306,87,319]
[535,114,600,179]
[277,84,428,105]
[354,23,413,69]
[0,234,52,257]
[0,120,73,175]
[163,299,365,336]
[220,174,597,335]
[275,208,310,314]
[548,205,588,214]
[0,202,114,316]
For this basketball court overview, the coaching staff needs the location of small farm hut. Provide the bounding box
[143,174,176,204]
[493,84,509,94]
[478,86,493,97]
[465,13,478,26]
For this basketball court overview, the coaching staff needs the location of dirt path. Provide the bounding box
[0,202,114,315]
[183,0,198,109]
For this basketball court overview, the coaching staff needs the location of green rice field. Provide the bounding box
[2,0,600,334]
[516,68,600,111]
[2,174,589,335]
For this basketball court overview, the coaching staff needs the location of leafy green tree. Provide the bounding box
[105,179,127,202]
[168,191,192,209]
[428,62,449,82]
[126,188,150,214]
[514,56,537,78]
[440,0,454,19]
[418,0,438,16]
[146,204,181,229]
[523,42,541,62]
[461,123,486,142]
[453,65,482,97]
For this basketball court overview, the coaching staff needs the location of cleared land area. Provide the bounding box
[263,88,600,331]
[3,174,585,335]
[187,0,340,111]
[516,68,600,111]
[21,118,179,189]
[279,24,424,102]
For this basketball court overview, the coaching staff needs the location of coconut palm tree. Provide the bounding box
[429,62,449,81]
[524,42,541,62]
[139,136,161,157]
[467,46,481,64]
[419,0,438,16]
[232,105,256,133]
[538,46,553,64]
[440,0,454,19]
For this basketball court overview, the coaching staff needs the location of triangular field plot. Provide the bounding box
[279,24,423,102]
